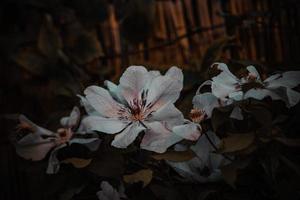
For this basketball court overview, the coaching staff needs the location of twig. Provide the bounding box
[203,132,234,162]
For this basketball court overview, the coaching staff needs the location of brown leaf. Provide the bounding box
[62,158,92,168]
[123,169,153,187]
[219,133,255,153]
[151,149,196,162]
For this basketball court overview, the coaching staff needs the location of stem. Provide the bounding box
[203,132,234,162]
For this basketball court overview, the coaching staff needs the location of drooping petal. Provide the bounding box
[46,144,66,174]
[146,74,183,111]
[16,137,57,161]
[15,115,57,161]
[119,66,150,104]
[111,123,145,148]
[266,71,300,89]
[192,93,219,118]
[147,103,184,127]
[172,122,201,141]
[286,88,300,107]
[96,181,121,200]
[191,131,226,171]
[60,106,80,128]
[246,65,261,81]
[84,86,126,118]
[81,116,129,134]
[140,122,182,153]
[230,106,243,120]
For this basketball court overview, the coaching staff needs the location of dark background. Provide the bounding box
[1,0,300,199]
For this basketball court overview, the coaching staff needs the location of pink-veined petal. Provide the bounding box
[84,86,125,118]
[146,74,183,111]
[81,116,129,134]
[119,66,149,104]
[172,122,201,141]
[16,115,57,161]
[111,123,145,148]
[147,103,184,127]
[140,122,182,153]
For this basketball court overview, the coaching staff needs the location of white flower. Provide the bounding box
[210,63,300,108]
[81,66,199,153]
[243,67,300,108]
[14,107,100,174]
[96,181,126,200]
[167,131,230,183]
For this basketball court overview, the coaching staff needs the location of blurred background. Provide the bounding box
[1,0,300,199]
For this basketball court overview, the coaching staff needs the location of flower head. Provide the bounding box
[81,66,199,153]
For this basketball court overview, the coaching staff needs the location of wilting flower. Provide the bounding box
[14,107,100,174]
[167,131,230,183]
[81,66,200,153]
[96,181,126,200]
[210,63,300,108]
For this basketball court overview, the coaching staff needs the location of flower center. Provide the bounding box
[189,108,206,123]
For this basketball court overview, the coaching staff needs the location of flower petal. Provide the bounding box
[141,122,182,153]
[230,106,243,120]
[196,80,212,95]
[78,95,100,116]
[191,131,221,162]
[211,82,239,99]
[166,66,183,83]
[267,71,300,89]
[46,145,66,174]
[147,103,184,127]
[81,116,129,134]
[16,115,57,161]
[97,181,121,200]
[60,106,80,128]
[119,66,149,104]
[173,122,201,141]
[211,63,239,86]
[244,88,280,101]
[192,93,219,118]
[246,65,261,81]
[111,123,145,148]
[104,80,126,104]
[84,86,125,118]
[146,73,183,111]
